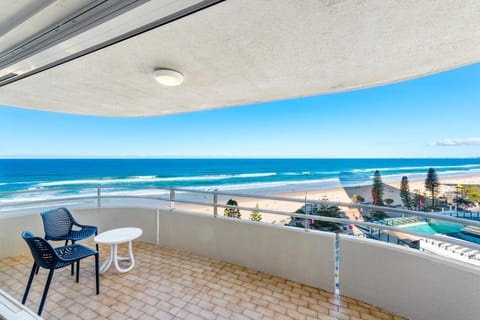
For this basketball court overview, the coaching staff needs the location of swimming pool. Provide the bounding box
[449,232,480,245]
[401,220,480,244]
[402,220,463,235]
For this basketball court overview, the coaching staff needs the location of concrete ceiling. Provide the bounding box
[1,0,480,117]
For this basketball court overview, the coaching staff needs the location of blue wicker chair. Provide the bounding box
[21,231,99,316]
[40,207,98,246]
[40,207,98,277]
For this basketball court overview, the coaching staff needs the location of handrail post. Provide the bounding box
[156,208,160,245]
[335,232,340,295]
[304,194,309,231]
[169,188,175,211]
[213,189,218,217]
[97,186,101,207]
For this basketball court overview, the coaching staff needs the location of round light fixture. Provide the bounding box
[153,68,184,86]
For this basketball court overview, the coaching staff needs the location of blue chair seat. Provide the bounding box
[53,244,98,268]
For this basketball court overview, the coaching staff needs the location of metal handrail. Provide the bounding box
[1,185,480,252]
[176,188,480,228]
[128,186,480,227]
[1,185,479,225]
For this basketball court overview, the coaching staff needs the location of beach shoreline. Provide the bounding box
[176,173,480,224]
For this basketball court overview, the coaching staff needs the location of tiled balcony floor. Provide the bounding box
[0,242,406,320]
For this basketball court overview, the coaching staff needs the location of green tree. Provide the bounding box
[371,170,385,219]
[312,203,341,231]
[372,170,384,206]
[351,194,365,203]
[224,199,241,219]
[371,209,386,220]
[425,168,440,209]
[463,185,480,203]
[400,176,412,209]
[249,202,262,222]
[289,208,305,228]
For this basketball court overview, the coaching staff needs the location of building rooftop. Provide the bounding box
[0,242,405,320]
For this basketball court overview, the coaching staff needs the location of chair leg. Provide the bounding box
[38,268,54,316]
[34,264,40,275]
[95,231,99,252]
[76,260,80,283]
[70,240,75,276]
[95,253,99,295]
[22,262,37,305]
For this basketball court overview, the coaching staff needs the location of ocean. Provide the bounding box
[1,158,480,205]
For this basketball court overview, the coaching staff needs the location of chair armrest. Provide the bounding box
[72,223,98,233]
[72,222,96,229]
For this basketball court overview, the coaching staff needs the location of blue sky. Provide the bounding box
[1,63,480,158]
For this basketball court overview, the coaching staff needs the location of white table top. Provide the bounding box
[94,227,142,244]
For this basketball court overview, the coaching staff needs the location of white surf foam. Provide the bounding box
[187,178,340,192]
[35,172,278,187]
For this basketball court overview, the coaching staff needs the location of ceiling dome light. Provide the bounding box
[153,68,184,86]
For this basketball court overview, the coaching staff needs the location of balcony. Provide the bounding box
[1,188,479,320]
[0,242,404,320]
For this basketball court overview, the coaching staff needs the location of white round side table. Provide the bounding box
[94,227,143,273]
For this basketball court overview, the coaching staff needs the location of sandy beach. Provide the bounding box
[176,174,480,225]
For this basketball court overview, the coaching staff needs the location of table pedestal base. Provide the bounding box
[99,241,135,273]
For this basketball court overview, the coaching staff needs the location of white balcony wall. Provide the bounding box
[0,212,44,258]
[339,235,480,320]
